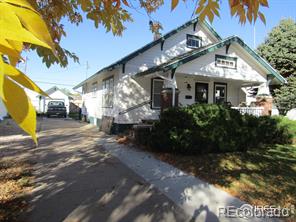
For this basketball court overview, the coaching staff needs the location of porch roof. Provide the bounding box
[134,36,286,84]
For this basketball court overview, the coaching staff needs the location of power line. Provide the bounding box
[34,80,75,87]
[39,64,86,74]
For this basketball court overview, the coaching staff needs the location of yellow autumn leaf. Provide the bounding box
[6,40,22,66]
[0,75,37,143]
[0,0,57,144]
[0,55,3,97]
[171,0,179,10]
[2,0,37,12]
[7,3,55,51]
[207,11,214,23]
[258,11,266,24]
[0,74,3,99]
[259,0,269,7]
[3,63,48,96]
[247,9,252,23]
[0,3,51,49]
[0,38,20,58]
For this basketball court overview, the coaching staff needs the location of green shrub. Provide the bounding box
[149,104,292,154]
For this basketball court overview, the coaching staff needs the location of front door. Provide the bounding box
[195,82,209,104]
[214,83,227,104]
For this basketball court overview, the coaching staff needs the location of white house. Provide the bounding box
[73,18,286,132]
[28,86,72,114]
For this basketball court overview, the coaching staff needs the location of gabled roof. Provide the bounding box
[44,86,73,99]
[45,86,59,95]
[73,17,222,89]
[134,36,286,84]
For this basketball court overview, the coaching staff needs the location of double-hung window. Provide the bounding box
[215,55,237,69]
[187,34,202,49]
[91,82,97,97]
[102,77,114,108]
[82,83,88,94]
[151,78,164,109]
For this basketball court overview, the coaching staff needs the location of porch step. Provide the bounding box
[131,123,153,145]
[141,119,158,125]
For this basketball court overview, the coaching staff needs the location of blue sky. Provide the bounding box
[20,0,296,91]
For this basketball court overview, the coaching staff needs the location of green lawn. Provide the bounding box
[155,117,296,212]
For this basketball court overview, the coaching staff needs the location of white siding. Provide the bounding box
[82,69,120,124]
[177,44,267,83]
[116,76,160,124]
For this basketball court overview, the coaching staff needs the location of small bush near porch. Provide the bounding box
[149,104,292,154]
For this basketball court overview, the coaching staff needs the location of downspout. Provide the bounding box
[171,68,176,107]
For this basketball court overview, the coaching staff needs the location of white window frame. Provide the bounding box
[102,76,114,108]
[186,34,202,49]
[91,82,97,97]
[215,55,237,69]
[151,78,164,109]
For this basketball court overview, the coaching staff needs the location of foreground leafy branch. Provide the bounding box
[0,0,55,143]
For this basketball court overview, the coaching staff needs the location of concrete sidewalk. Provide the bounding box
[100,136,274,222]
[20,119,189,222]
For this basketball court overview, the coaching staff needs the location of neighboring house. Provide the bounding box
[0,99,7,120]
[29,86,72,114]
[73,17,286,130]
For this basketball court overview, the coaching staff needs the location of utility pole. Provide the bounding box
[253,26,256,49]
[86,61,90,79]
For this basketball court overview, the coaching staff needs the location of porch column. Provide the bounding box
[171,69,177,107]
[160,69,179,111]
[256,80,273,115]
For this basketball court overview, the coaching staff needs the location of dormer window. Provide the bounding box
[186,34,202,48]
[215,55,237,69]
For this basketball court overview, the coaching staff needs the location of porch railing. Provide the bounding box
[119,100,152,115]
[231,107,264,117]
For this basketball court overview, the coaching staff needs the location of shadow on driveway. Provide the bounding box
[13,118,190,222]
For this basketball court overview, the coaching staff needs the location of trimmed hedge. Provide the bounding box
[149,104,292,154]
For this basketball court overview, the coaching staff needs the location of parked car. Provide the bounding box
[46,101,67,118]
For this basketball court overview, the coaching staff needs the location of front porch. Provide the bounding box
[147,72,265,115]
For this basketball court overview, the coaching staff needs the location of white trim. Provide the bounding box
[216,58,236,69]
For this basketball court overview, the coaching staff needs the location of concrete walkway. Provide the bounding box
[21,119,189,222]
[100,136,273,222]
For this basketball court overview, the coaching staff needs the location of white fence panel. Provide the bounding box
[232,107,264,117]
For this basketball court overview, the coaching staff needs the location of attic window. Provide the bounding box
[215,55,237,69]
[186,34,202,49]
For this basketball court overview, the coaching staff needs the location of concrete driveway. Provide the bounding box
[20,118,189,222]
